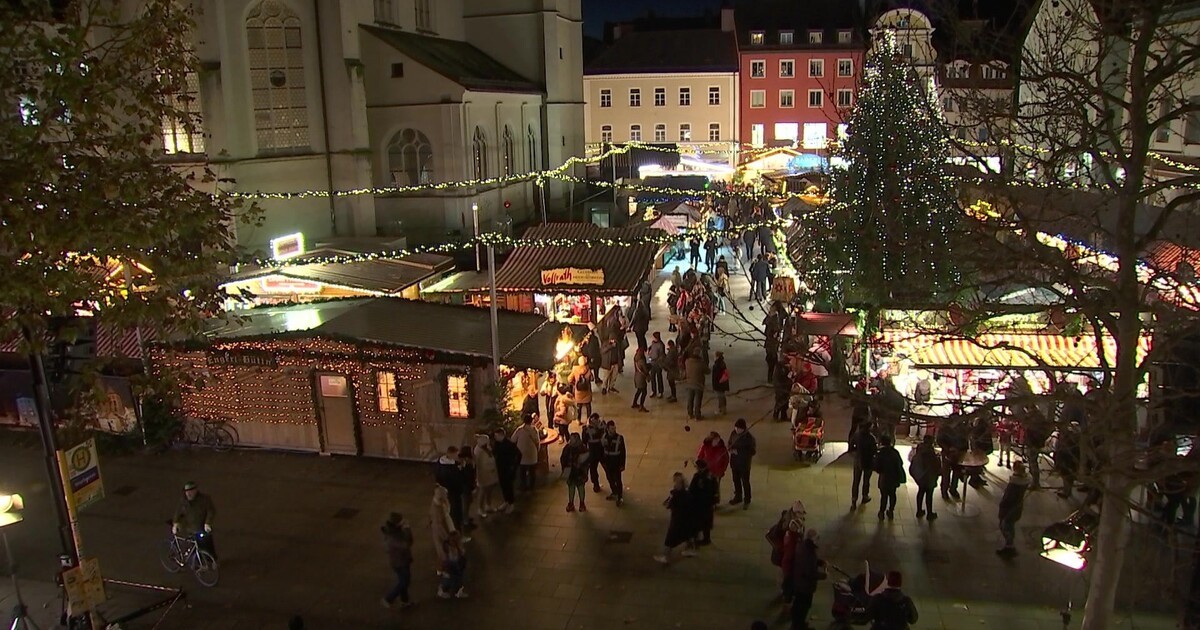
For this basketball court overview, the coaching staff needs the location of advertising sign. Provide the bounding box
[540,267,605,286]
[62,557,107,612]
[59,438,105,511]
[770,276,797,304]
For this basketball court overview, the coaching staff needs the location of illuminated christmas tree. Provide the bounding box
[812,32,963,308]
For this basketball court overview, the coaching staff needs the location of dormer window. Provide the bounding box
[983,64,1008,80]
[750,31,765,45]
[779,30,794,45]
[808,30,823,44]
[897,15,911,28]
[837,30,852,44]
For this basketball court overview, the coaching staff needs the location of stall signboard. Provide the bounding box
[270,232,305,260]
[540,267,605,286]
[259,276,323,295]
[58,438,104,511]
[62,557,106,612]
[771,276,796,303]
[207,350,279,368]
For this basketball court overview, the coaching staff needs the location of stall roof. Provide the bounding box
[421,270,492,295]
[224,254,454,295]
[792,313,859,337]
[878,331,1151,370]
[493,223,663,294]
[195,298,584,371]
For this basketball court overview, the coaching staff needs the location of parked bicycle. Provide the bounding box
[171,417,238,452]
[159,521,219,587]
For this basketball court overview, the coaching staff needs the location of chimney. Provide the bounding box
[720,6,735,32]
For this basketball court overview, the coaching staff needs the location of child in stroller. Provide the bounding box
[829,563,886,627]
[792,400,824,461]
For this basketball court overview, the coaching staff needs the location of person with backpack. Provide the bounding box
[908,435,941,520]
[874,435,906,521]
[867,571,918,629]
[570,356,594,421]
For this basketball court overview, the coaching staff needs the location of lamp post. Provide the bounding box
[1,492,34,630]
[472,203,482,272]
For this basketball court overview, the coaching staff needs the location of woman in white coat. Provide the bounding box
[430,485,457,573]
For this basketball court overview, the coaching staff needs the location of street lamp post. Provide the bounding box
[0,493,35,630]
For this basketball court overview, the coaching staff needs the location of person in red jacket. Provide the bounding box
[697,432,730,502]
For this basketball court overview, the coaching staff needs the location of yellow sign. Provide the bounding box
[540,267,605,286]
[62,557,106,612]
[771,276,796,303]
[59,439,105,511]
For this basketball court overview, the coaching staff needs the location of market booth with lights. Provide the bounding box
[484,223,664,324]
[152,298,584,461]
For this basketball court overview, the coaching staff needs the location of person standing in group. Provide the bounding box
[789,529,826,630]
[457,447,478,530]
[630,300,651,350]
[874,435,906,521]
[684,347,708,420]
[539,374,559,430]
[764,304,784,382]
[908,435,940,521]
[996,460,1032,557]
[380,512,414,610]
[716,255,730,279]
[689,459,719,546]
[434,446,466,531]
[714,268,731,314]
[648,332,666,398]
[742,227,756,261]
[689,236,702,269]
[601,420,627,506]
[583,414,606,493]
[851,423,877,510]
[600,335,620,395]
[654,472,697,564]
[698,432,729,502]
[473,435,500,518]
[631,347,650,412]
[491,429,519,513]
[664,339,681,402]
[512,416,541,492]
[430,486,457,574]
[437,531,469,600]
[704,236,719,271]
[867,572,919,629]
[560,433,590,513]
[553,387,573,444]
[711,351,730,415]
[728,418,757,509]
[570,356,595,421]
[749,255,770,301]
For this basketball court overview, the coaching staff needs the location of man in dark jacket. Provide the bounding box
[601,421,627,506]
[908,435,940,520]
[711,352,730,415]
[874,435,906,521]
[380,512,414,609]
[749,255,770,301]
[630,302,651,350]
[583,414,606,493]
[789,529,825,630]
[491,429,520,513]
[173,481,218,559]
[867,571,918,629]
[996,461,1031,556]
[728,418,757,509]
[434,446,466,529]
[851,424,877,509]
[688,459,719,545]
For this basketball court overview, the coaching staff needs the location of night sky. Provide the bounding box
[583,0,727,38]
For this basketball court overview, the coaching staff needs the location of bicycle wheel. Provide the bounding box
[192,550,219,587]
[206,425,236,452]
[182,418,204,446]
[216,420,240,446]
[159,539,184,573]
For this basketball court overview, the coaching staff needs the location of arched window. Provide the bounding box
[526,126,538,172]
[472,127,488,180]
[502,125,515,177]
[246,0,310,152]
[387,128,433,186]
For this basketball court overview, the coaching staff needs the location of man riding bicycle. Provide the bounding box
[173,481,217,561]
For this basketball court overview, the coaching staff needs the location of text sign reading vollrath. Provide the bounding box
[540,267,605,286]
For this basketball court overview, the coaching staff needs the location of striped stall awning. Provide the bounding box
[876,330,1151,370]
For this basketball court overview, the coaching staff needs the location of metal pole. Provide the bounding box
[124,265,150,447]
[3,532,31,630]
[472,203,481,272]
[538,177,548,224]
[487,242,501,384]
[23,328,77,562]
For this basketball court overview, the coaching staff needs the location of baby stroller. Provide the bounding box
[792,402,824,461]
[830,562,884,626]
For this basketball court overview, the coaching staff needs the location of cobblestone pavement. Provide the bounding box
[0,250,1183,629]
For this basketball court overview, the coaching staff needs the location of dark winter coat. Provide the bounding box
[382,522,414,568]
[560,442,590,484]
[601,432,627,469]
[688,472,718,531]
[434,456,465,496]
[663,488,694,548]
[492,438,521,477]
[908,443,941,487]
[874,445,907,490]
[867,589,919,629]
[728,429,757,466]
[790,538,823,594]
[631,304,650,334]
[711,357,730,392]
[853,429,878,469]
[998,471,1031,522]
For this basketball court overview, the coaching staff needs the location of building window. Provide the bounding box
[897,15,911,28]
[750,31,764,45]
[942,95,954,112]
[751,123,765,147]
[1184,96,1200,143]
[708,123,720,141]
[654,124,666,142]
[1156,99,1172,142]
[679,123,691,142]
[774,122,799,142]
[808,90,823,108]
[902,43,913,59]
[387,128,433,186]
[377,371,399,413]
[978,126,990,142]
[956,127,967,141]
[246,0,310,153]
[808,30,823,44]
[750,60,765,78]
[444,371,470,419]
[708,86,720,105]
[780,60,795,78]
[679,87,691,106]
[837,89,852,108]
[779,31,794,45]
[373,0,395,24]
[750,89,766,108]
[946,63,967,79]
[838,59,853,77]
[629,88,641,107]
[837,30,852,44]
[600,125,613,143]
[802,122,827,149]
[654,87,666,107]
[630,124,641,142]
[599,89,611,108]
[809,59,824,78]
[526,125,538,171]
[780,89,795,108]
[502,125,514,177]
[415,0,434,31]
[162,66,205,154]
[983,65,1007,80]
[472,126,487,179]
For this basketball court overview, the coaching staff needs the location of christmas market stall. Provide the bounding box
[222,252,454,306]
[152,297,585,461]
[484,223,664,324]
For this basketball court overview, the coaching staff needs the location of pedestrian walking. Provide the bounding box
[539,373,558,427]
[875,435,906,521]
[458,446,478,529]
[560,433,590,512]
[688,460,719,545]
[711,351,730,415]
[600,337,620,395]
[653,472,698,564]
[996,461,1031,557]
[788,529,826,630]
[430,486,457,572]
[648,332,666,397]
[698,432,729,502]
[512,416,540,492]
[380,512,414,610]
[583,414,606,493]
[728,418,757,509]
[851,423,877,509]
[684,347,708,420]
[473,435,499,518]
[689,236,702,268]
[570,356,595,421]
[434,446,466,530]
[867,572,918,629]
[491,429,519,513]
[749,254,770,300]
[908,435,940,520]
[437,531,469,599]
[601,421,627,506]
[704,236,718,271]
[631,346,649,412]
[664,339,681,402]
[742,228,756,260]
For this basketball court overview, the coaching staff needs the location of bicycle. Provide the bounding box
[172,417,238,452]
[158,522,219,587]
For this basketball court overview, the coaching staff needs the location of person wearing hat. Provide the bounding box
[380,512,414,610]
[173,481,217,560]
[728,418,757,509]
[867,571,919,629]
